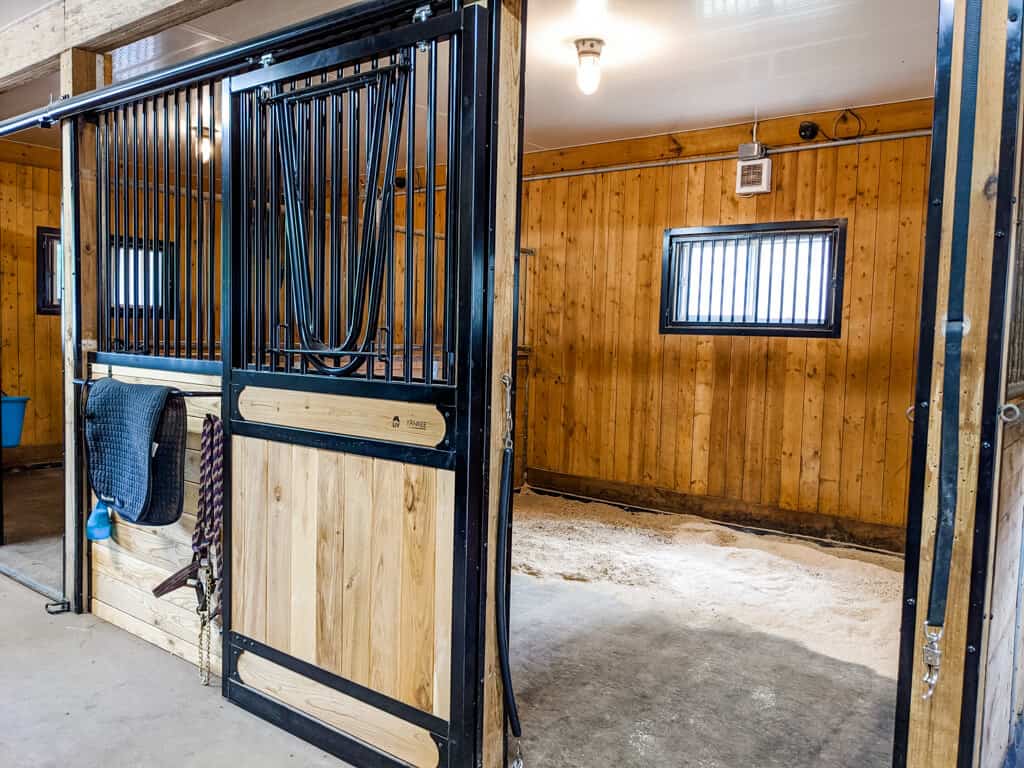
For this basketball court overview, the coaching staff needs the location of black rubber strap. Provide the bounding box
[926,0,983,629]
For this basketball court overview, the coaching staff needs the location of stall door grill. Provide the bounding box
[235,31,460,386]
[92,80,222,361]
[222,7,491,768]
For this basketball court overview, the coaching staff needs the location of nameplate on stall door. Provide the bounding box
[236,386,447,447]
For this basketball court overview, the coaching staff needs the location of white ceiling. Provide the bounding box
[0,0,938,151]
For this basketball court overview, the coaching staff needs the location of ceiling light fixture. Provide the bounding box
[575,38,604,96]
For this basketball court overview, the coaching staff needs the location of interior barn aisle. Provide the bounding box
[510,489,901,767]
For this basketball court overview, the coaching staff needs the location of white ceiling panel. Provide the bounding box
[0,0,939,153]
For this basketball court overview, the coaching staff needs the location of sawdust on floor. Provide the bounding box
[513,488,903,678]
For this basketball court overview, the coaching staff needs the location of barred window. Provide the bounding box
[660,220,846,338]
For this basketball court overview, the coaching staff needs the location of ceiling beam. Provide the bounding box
[0,0,240,93]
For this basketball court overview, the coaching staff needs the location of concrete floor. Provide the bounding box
[0,467,64,596]
[0,488,899,767]
[512,574,895,767]
[0,577,347,768]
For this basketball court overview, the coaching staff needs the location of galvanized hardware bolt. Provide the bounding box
[997,230,1006,238]
[932,198,942,206]
[259,53,275,68]
[413,5,432,52]
[967,645,977,654]
[983,441,991,450]
[907,598,916,606]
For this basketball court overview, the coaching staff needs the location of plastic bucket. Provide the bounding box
[2,396,29,448]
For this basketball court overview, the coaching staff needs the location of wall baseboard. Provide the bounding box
[525,468,906,553]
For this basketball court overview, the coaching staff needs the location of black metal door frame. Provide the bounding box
[892,1,1023,765]
[219,6,492,767]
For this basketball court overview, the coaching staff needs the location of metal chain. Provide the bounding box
[197,562,212,686]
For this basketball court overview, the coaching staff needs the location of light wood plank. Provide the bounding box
[237,652,438,768]
[237,386,446,447]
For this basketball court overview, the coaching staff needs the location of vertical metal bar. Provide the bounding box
[404,46,416,382]
[185,88,194,358]
[111,109,121,351]
[329,81,341,353]
[239,90,250,370]
[142,98,151,354]
[314,76,327,340]
[424,40,438,384]
[269,93,281,373]
[256,90,267,371]
[163,93,171,356]
[174,90,182,357]
[120,105,129,350]
[196,84,206,359]
[208,83,216,359]
[131,100,140,350]
[150,96,160,352]
[443,32,460,382]
[347,66,360,329]
[95,113,105,350]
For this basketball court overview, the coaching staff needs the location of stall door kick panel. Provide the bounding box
[220,6,493,768]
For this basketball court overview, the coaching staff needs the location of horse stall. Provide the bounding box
[3,0,1024,766]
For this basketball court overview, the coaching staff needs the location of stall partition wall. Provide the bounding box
[87,361,222,672]
[520,134,931,546]
[980,411,1024,767]
[0,143,63,452]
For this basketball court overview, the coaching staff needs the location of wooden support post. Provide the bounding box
[482,1,526,766]
[900,0,1023,765]
[59,48,107,611]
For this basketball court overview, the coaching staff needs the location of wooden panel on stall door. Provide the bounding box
[231,435,454,720]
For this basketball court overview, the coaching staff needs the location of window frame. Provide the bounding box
[659,218,847,339]
[36,226,62,316]
[108,235,177,320]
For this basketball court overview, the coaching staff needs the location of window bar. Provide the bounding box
[424,40,438,385]
[196,84,206,360]
[184,89,193,358]
[207,83,216,360]
[404,46,416,383]
[173,90,182,358]
[820,235,831,326]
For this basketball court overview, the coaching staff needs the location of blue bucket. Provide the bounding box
[2,396,29,448]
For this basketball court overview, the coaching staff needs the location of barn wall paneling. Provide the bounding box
[520,134,931,536]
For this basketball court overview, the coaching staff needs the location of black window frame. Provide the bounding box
[107,235,177,320]
[659,218,847,339]
[36,226,61,316]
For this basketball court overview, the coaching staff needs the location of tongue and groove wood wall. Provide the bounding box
[519,129,931,542]
[0,141,63,453]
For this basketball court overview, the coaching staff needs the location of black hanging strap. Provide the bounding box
[922,0,984,701]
